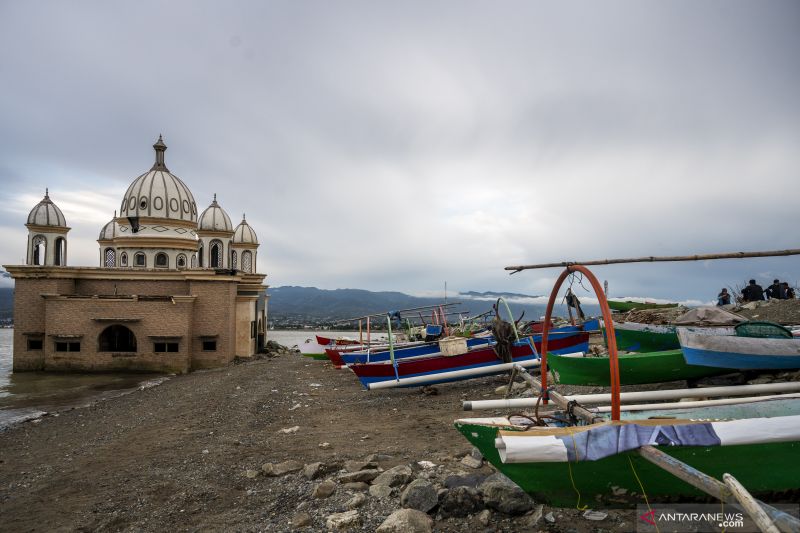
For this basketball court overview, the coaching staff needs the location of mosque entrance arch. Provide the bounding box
[98,324,137,352]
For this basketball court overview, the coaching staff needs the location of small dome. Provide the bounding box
[233,215,258,245]
[198,195,233,232]
[98,213,118,240]
[27,189,67,227]
[119,136,198,223]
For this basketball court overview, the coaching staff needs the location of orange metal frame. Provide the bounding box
[539,265,621,420]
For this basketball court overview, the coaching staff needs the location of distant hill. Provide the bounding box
[267,286,592,326]
[0,287,13,321]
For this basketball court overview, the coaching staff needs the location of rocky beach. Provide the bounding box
[0,343,637,532]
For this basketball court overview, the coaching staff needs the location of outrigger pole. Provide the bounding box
[337,302,460,323]
[505,248,800,273]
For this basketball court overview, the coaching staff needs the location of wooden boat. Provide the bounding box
[327,337,492,366]
[454,415,800,507]
[546,349,736,386]
[606,300,679,312]
[350,334,588,389]
[606,321,734,352]
[679,325,800,370]
[331,320,598,367]
[315,334,364,346]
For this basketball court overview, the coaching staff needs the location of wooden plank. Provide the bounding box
[505,248,800,272]
[723,473,781,533]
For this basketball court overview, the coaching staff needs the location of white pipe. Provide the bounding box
[593,393,800,413]
[463,392,800,413]
[566,381,800,405]
[366,359,541,390]
[463,398,538,411]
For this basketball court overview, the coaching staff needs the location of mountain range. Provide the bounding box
[0,285,591,326]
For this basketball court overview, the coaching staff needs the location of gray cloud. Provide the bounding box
[1,1,798,301]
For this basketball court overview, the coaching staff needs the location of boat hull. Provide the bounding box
[350,341,561,389]
[679,329,800,370]
[454,420,800,507]
[547,349,735,386]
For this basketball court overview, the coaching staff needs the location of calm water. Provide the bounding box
[0,329,377,428]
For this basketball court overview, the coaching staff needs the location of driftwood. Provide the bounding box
[506,248,800,273]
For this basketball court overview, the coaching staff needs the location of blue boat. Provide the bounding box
[679,323,800,370]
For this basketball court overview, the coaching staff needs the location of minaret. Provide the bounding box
[25,189,70,266]
[151,134,168,171]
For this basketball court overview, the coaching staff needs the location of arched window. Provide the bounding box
[198,245,204,267]
[134,252,146,267]
[104,248,116,267]
[54,237,66,266]
[210,240,223,268]
[242,250,253,273]
[177,254,187,269]
[32,235,46,266]
[191,254,197,268]
[231,250,237,270]
[120,252,128,267]
[155,252,168,268]
[98,324,137,352]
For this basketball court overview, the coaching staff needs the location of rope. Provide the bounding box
[628,455,659,533]
[566,429,588,510]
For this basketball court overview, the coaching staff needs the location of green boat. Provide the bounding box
[607,300,679,312]
[604,322,734,353]
[454,417,800,507]
[547,350,736,386]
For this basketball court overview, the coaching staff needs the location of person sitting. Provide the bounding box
[767,279,784,299]
[717,288,731,306]
[741,279,765,302]
[782,282,795,299]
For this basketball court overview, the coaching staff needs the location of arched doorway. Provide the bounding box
[98,324,137,352]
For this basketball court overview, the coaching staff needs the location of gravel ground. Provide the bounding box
[0,345,645,532]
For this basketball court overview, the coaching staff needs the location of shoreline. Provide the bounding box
[0,345,635,532]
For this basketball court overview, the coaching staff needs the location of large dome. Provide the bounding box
[198,195,233,232]
[27,189,67,227]
[233,216,258,245]
[119,136,198,223]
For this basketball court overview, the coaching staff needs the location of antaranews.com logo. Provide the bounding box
[636,504,798,532]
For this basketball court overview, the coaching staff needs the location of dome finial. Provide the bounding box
[152,135,169,171]
[242,213,246,221]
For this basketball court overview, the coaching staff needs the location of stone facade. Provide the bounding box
[6,266,267,374]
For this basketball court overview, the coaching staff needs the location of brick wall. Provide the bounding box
[188,280,237,369]
[75,279,188,296]
[42,296,193,373]
[13,278,75,371]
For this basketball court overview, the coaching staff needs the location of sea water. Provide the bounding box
[0,329,376,428]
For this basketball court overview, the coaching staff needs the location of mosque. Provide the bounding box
[4,137,268,373]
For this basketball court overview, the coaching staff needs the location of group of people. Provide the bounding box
[717,279,796,305]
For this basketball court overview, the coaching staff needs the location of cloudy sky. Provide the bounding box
[1,1,798,302]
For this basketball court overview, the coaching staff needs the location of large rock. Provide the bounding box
[326,510,361,531]
[376,509,433,533]
[346,492,367,509]
[372,465,413,487]
[480,474,533,515]
[303,462,327,480]
[400,479,438,513]
[443,473,487,489]
[344,459,376,472]
[262,460,303,476]
[291,512,312,528]
[369,484,393,499]
[313,480,336,499]
[439,486,483,518]
[342,482,369,491]
[337,468,381,483]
